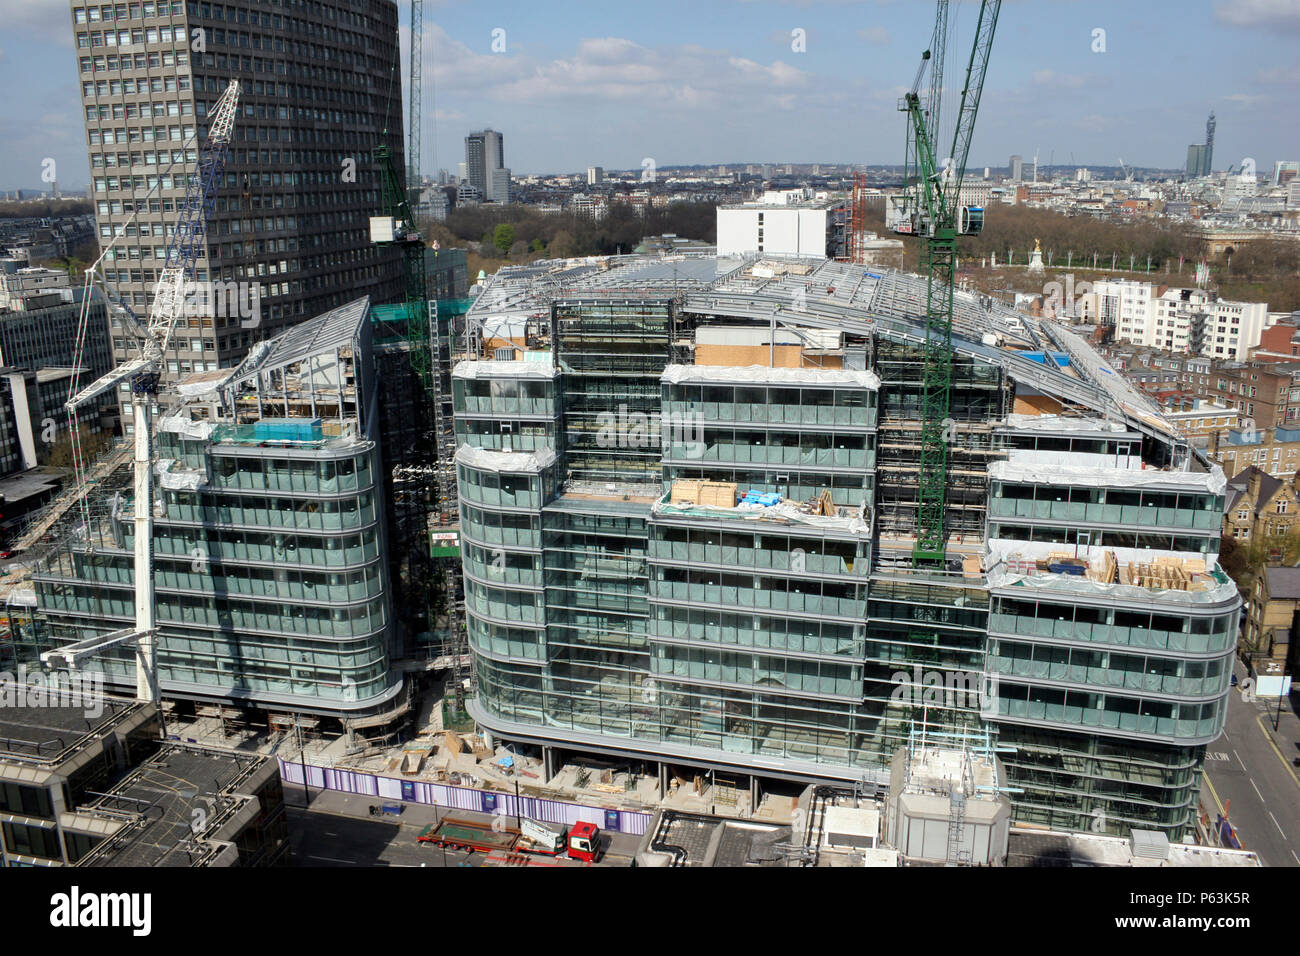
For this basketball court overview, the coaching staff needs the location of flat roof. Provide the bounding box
[0,696,139,762]
[83,745,266,867]
[1007,828,1260,867]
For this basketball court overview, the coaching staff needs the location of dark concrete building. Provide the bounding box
[0,694,287,866]
[72,0,406,428]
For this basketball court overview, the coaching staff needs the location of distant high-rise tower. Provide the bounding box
[1009,154,1023,181]
[465,130,505,200]
[1204,112,1216,175]
[1186,113,1215,178]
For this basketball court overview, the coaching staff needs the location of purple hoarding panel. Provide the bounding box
[274,759,652,834]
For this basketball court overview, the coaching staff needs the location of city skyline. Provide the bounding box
[2,0,1299,190]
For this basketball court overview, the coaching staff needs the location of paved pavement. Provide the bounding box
[1200,658,1300,867]
[283,787,641,867]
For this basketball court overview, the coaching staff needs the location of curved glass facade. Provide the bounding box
[32,298,402,715]
[456,293,1240,844]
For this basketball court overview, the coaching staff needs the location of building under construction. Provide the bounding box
[26,298,410,736]
[453,251,1237,841]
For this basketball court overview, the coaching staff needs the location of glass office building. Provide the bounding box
[31,297,403,718]
[456,257,1238,840]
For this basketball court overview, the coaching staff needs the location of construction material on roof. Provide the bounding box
[697,481,737,508]
[670,478,704,504]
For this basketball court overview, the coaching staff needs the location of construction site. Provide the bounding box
[0,0,1259,871]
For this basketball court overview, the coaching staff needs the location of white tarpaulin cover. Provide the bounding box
[985,541,1235,607]
[452,359,556,379]
[1000,413,1131,434]
[989,455,1227,496]
[155,458,206,491]
[660,363,880,390]
[159,416,215,440]
[455,443,557,473]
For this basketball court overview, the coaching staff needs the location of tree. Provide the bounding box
[550,230,578,258]
[531,238,545,253]
[42,422,111,470]
[493,223,516,256]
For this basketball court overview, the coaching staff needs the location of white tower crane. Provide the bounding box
[42,81,242,705]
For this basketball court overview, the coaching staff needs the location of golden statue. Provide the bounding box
[1034,238,1042,253]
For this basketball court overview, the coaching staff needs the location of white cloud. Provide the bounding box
[859,27,892,46]
[0,0,72,47]
[1214,0,1300,31]
[1032,70,1088,89]
[1256,65,1300,84]
[426,26,810,109]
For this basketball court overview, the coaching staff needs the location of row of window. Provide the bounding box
[74,2,184,22]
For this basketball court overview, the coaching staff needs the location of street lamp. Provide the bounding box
[1275,660,1290,733]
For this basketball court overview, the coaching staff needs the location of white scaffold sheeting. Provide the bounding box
[1000,413,1132,435]
[985,541,1236,607]
[6,587,36,607]
[158,416,215,440]
[155,459,207,491]
[653,497,871,536]
[660,363,880,390]
[988,457,1227,496]
[454,443,557,474]
[452,359,556,379]
[985,562,1237,607]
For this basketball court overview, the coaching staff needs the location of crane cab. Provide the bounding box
[959,205,985,236]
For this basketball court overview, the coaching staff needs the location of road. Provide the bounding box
[1201,659,1300,867]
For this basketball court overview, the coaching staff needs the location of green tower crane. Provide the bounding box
[890,0,1001,566]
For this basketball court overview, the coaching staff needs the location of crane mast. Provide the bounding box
[50,81,242,703]
[407,0,423,212]
[891,1,1000,566]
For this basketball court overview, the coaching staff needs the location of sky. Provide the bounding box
[2,0,1300,190]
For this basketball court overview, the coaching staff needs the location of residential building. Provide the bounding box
[1221,465,1300,548]
[1082,278,1271,361]
[72,0,406,430]
[1165,401,1238,450]
[1243,564,1300,666]
[1009,155,1023,181]
[1213,425,1300,480]
[28,297,405,725]
[1249,313,1300,361]
[456,253,1238,841]
[587,166,604,186]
